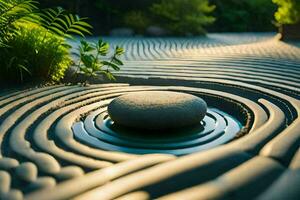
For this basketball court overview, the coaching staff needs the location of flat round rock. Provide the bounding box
[107,91,207,130]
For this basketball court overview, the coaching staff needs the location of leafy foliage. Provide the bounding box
[210,0,276,32]
[0,0,96,84]
[76,38,124,84]
[273,0,300,25]
[39,0,280,33]
[150,0,215,35]
[0,24,71,83]
[0,0,38,46]
[39,7,92,38]
[124,11,150,34]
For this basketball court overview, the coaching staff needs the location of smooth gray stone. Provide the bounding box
[109,28,134,37]
[146,26,169,37]
[108,91,207,130]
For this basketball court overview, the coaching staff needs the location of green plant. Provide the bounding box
[0,0,38,46]
[0,24,71,83]
[150,0,215,35]
[76,38,124,85]
[273,0,300,25]
[39,7,92,38]
[37,7,93,82]
[0,1,93,83]
[0,0,39,81]
[210,0,276,32]
[124,11,150,34]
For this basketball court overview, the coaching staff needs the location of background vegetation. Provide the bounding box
[150,0,215,35]
[273,0,300,25]
[38,0,282,35]
[210,0,276,32]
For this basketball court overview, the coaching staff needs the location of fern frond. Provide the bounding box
[39,7,93,38]
[0,0,37,16]
[0,0,39,42]
[39,7,64,29]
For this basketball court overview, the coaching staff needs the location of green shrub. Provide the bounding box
[273,0,300,25]
[0,1,94,84]
[0,24,71,83]
[210,0,276,32]
[124,11,150,34]
[150,0,215,35]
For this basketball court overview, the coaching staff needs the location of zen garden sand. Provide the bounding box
[0,33,300,200]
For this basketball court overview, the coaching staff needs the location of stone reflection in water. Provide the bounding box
[72,90,241,155]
